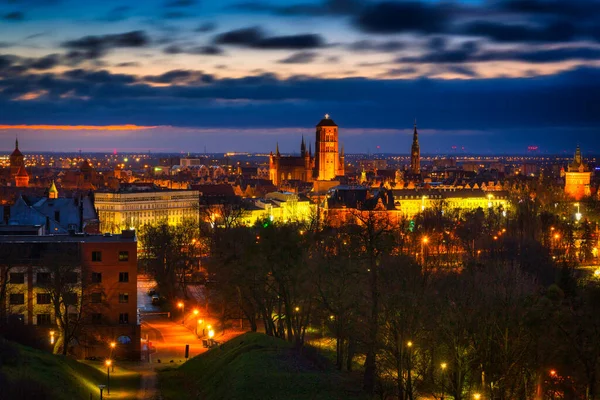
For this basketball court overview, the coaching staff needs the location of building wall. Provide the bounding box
[3,236,140,360]
[95,190,199,233]
[316,125,339,181]
[565,171,592,201]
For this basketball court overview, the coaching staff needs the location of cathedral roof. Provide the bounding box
[316,114,337,127]
[10,148,23,158]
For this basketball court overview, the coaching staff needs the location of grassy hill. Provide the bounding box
[0,339,138,400]
[158,332,369,400]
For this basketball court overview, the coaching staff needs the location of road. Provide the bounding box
[132,276,247,399]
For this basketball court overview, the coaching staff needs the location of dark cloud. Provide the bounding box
[232,0,361,16]
[354,2,452,34]
[115,61,140,67]
[195,22,217,33]
[164,44,224,55]
[397,43,600,64]
[443,65,479,78]
[384,67,417,76]
[462,20,577,43]
[214,27,325,49]
[28,53,60,70]
[144,69,214,85]
[347,39,405,53]
[62,31,149,59]
[2,11,25,21]
[501,0,600,18]
[278,51,318,64]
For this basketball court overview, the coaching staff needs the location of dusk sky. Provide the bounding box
[0,0,599,154]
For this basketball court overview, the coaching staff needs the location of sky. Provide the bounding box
[0,0,599,154]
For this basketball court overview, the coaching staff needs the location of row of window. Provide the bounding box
[90,292,129,303]
[10,312,130,325]
[92,251,129,262]
[10,271,129,284]
[9,293,78,305]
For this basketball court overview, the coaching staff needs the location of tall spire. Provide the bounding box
[276,142,280,156]
[15,137,18,150]
[412,120,418,145]
[301,135,306,156]
[411,120,421,175]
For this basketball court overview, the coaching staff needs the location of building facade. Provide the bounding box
[1,231,140,359]
[95,189,199,233]
[269,115,345,186]
[564,145,592,201]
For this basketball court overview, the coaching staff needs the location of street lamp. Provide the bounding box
[440,363,447,400]
[197,318,203,337]
[98,384,106,400]
[49,330,55,345]
[474,393,481,400]
[105,359,112,395]
[575,203,582,222]
[178,301,185,325]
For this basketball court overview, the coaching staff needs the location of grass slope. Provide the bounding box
[158,332,368,400]
[0,341,105,399]
[0,340,139,400]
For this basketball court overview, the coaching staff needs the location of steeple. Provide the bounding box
[48,180,59,199]
[574,144,582,165]
[309,142,312,157]
[410,120,420,175]
[276,142,280,157]
[15,137,19,150]
[301,135,306,157]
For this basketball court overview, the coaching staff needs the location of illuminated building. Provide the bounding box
[1,231,140,359]
[269,115,345,186]
[9,138,29,187]
[94,188,199,233]
[563,145,592,201]
[410,122,420,175]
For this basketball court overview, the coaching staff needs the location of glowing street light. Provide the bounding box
[193,309,199,316]
[177,302,185,325]
[441,362,447,370]
[208,329,215,339]
[407,341,413,348]
[473,393,481,400]
[49,330,55,345]
[574,203,582,222]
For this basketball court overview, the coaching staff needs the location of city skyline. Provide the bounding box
[0,0,599,152]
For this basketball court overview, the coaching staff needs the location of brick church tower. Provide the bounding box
[315,114,344,181]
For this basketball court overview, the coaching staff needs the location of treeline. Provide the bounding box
[201,207,600,400]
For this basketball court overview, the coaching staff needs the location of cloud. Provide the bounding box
[214,27,325,49]
[144,69,214,84]
[462,20,577,43]
[347,39,406,53]
[232,0,362,16]
[2,11,25,21]
[354,1,452,34]
[164,44,224,55]
[397,43,600,64]
[62,31,150,59]
[27,53,60,70]
[278,51,318,64]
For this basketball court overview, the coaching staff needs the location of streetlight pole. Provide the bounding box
[105,360,111,395]
[407,341,413,400]
[178,301,185,325]
[440,363,447,400]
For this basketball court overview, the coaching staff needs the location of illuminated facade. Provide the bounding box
[9,138,29,187]
[95,189,199,233]
[563,145,592,201]
[1,232,140,359]
[269,115,345,186]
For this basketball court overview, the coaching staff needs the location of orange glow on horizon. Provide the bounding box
[0,124,157,131]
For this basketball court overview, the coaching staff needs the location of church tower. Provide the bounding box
[315,114,342,181]
[410,122,420,175]
[9,138,24,177]
[564,145,591,200]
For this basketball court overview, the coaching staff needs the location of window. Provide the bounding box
[91,292,102,303]
[117,335,132,344]
[37,314,52,326]
[65,272,78,284]
[119,293,129,303]
[9,273,25,284]
[119,313,129,324]
[37,293,51,304]
[91,272,102,283]
[36,272,51,285]
[118,251,129,262]
[92,251,102,262]
[65,292,78,305]
[91,313,102,324]
[9,293,24,305]
[119,272,129,283]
